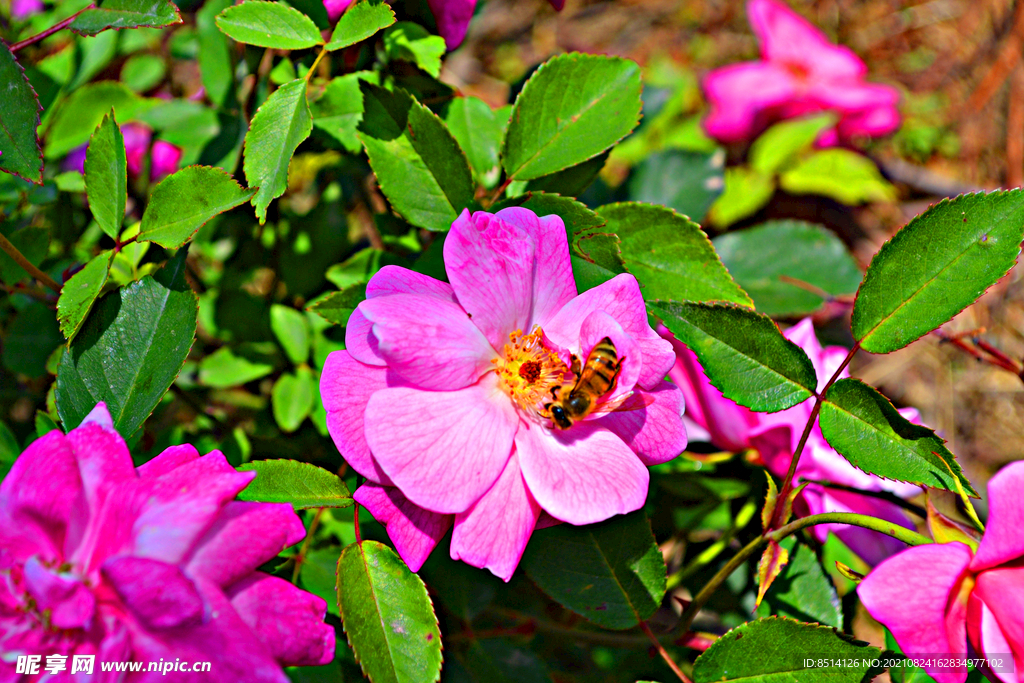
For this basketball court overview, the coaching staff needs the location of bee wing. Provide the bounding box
[591,391,655,415]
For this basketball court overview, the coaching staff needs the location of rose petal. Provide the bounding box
[228,573,335,667]
[22,557,96,629]
[345,309,386,366]
[365,375,518,514]
[186,501,306,587]
[702,62,797,142]
[444,210,536,350]
[359,293,496,391]
[354,483,453,572]
[597,381,687,466]
[970,461,1024,572]
[858,543,974,683]
[320,351,393,484]
[427,0,475,49]
[493,208,577,328]
[747,0,865,80]
[103,556,204,629]
[366,264,456,302]
[973,565,1024,680]
[516,421,648,525]
[451,451,540,581]
[136,443,200,478]
[545,273,674,390]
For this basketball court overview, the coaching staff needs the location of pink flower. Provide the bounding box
[149,140,182,183]
[321,208,687,580]
[665,318,918,565]
[0,404,334,681]
[323,0,352,22]
[11,0,43,19]
[859,462,1024,683]
[427,0,564,50]
[702,0,900,146]
[63,124,182,183]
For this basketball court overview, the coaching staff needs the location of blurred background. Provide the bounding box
[444,0,1024,489]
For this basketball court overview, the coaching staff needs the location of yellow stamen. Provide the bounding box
[492,327,568,413]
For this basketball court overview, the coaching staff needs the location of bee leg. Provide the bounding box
[569,354,581,376]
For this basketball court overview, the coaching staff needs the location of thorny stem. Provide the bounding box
[770,343,858,530]
[642,621,692,683]
[934,329,1023,376]
[291,507,325,583]
[677,511,932,634]
[8,5,94,52]
[486,177,514,207]
[305,48,328,82]
[800,479,928,519]
[0,232,61,293]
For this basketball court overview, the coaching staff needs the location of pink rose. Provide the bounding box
[323,0,353,22]
[10,0,43,19]
[664,318,918,565]
[859,461,1024,683]
[427,0,564,50]
[702,0,900,146]
[0,404,334,681]
[321,208,687,580]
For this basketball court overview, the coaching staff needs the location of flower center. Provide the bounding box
[492,327,568,413]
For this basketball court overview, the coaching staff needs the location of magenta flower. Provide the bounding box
[323,0,352,22]
[321,208,687,580]
[63,124,182,183]
[702,0,900,146]
[427,0,564,50]
[859,462,1024,683]
[10,0,43,19]
[0,404,334,681]
[665,318,918,565]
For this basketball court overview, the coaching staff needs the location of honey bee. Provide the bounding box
[545,337,623,430]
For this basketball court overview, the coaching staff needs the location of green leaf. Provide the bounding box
[358,82,474,232]
[0,420,19,481]
[300,546,342,616]
[338,541,443,683]
[0,42,43,183]
[139,166,255,248]
[196,0,234,107]
[238,458,352,509]
[310,72,379,153]
[84,112,127,240]
[3,302,62,378]
[598,202,751,306]
[57,251,114,343]
[270,305,311,364]
[271,367,315,432]
[692,617,882,683]
[713,220,862,317]
[45,82,153,159]
[121,53,166,93]
[749,114,836,175]
[651,302,817,412]
[780,148,895,205]
[626,149,725,222]
[819,378,977,496]
[69,0,182,36]
[215,0,323,49]
[198,347,275,388]
[326,0,396,51]
[509,150,609,198]
[382,22,446,77]
[503,53,642,180]
[707,166,775,228]
[308,283,366,326]
[244,78,313,224]
[755,537,842,627]
[55,251,198,436]
[521,510,665,630]
[852,190,1024,353]
[444,97,507,187]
